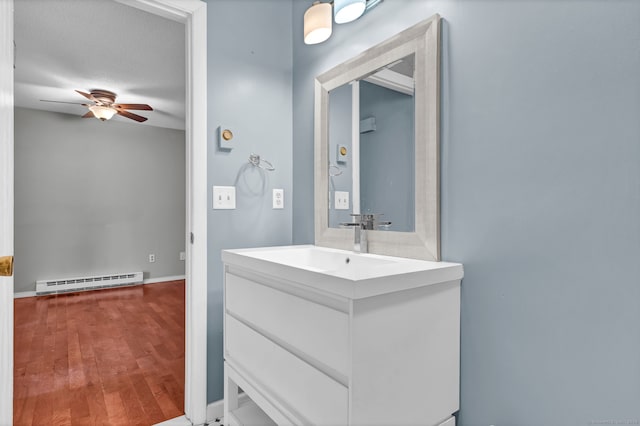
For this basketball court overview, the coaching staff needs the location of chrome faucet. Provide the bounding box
[340,214,391,253]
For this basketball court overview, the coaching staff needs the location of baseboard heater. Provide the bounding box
[36,271,144,296]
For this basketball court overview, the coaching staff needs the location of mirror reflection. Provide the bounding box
[328,53,416,232]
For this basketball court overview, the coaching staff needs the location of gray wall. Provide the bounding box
[205,0,293,403]
[14,107,185,294]
[360,80,415,231]
[293,0,640,424]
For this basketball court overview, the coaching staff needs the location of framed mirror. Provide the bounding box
[314,15,441,260]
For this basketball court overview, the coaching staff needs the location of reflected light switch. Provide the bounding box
[335,191,349,210]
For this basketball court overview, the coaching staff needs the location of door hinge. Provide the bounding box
[0,256,14,277]
[190,232,194,244]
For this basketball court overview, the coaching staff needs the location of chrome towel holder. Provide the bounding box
[248,153,275,171]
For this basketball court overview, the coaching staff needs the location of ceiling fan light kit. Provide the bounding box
[88,105,117,121]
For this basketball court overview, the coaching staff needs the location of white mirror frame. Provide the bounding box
[314,14,441,261]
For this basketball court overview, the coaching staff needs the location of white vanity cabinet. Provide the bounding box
[222,245,463,426]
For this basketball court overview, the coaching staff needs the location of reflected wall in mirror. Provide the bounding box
[327,53,416,232]
[315,15,440,260]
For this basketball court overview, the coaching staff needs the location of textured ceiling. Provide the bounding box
[14,0,186,130]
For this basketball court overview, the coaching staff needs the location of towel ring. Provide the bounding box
[249,153,275,171]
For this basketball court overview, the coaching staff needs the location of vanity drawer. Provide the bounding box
[225,272,349,377]
[225,315,348,426]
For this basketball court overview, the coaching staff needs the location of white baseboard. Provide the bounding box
[14,291,36,299]
[153,415,192,426]
[207,398,224,423]
[144,275,186,285]
[14,275,185,299]
[207,393,249,424]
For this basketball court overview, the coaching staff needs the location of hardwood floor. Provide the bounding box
[13,280,185,426]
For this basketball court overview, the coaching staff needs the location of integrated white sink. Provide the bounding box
[238,245,395,271]
[222,244,463,299]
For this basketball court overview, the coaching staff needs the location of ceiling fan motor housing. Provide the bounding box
[90,89,117,105]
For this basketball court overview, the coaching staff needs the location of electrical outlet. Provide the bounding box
[149,254,156,263]
[335,191,349,210]
[179,251,186,261]
[273,188,284,209]
[213,186,236,209]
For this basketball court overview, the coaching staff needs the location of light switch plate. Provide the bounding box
[335,191,349,210]
[213,186,236,209]
[273,189,284,209]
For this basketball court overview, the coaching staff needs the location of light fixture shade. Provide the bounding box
[89,105,117,121]
[304,1,332,45]
[334,0,366,24]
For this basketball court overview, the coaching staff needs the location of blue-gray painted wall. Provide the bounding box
[205,0,293,403]
[292,0,640,424]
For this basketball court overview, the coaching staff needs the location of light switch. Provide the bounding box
[213,186,236,209]
[335,191,349,210]
[273,189,284,209]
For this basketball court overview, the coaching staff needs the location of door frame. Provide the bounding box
[1,0,15,423]
[1,0,209,424]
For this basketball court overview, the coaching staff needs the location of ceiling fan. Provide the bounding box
[41,89,153,123]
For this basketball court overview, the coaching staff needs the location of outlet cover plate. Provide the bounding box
[273,189,284,209]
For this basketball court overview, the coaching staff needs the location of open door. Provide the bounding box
[2,0,207,422]
[0,0,15,423]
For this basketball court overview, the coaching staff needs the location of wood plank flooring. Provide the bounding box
[14,280,185,426]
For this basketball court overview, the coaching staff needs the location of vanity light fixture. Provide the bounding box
[334,0,366,24]
[88,105,117,121]
[304,1,333,45]
[303,0,383,45]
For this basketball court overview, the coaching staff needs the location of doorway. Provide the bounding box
[0,0,208,424]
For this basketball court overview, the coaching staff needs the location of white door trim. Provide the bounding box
[0,0,15,423]
[117,1,209,424]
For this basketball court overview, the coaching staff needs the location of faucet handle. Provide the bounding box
[348,213,390,229]
[349,213,382,219]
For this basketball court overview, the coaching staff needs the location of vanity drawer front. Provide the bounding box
[225,272,348,376]
[225,315,348,426]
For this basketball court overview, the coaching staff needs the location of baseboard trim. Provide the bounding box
[14,275,185,299]
[152,415,192,426]
[144,275,186,285]
[14,291,36,299]
[207,399,224,423]
[207,393,249,423]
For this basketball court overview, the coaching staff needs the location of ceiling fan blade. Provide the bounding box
[75,90,96,101]
[117,109,148,122]
[114,103,153,111]
[40,99,85,105]
[82,111,94,118]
